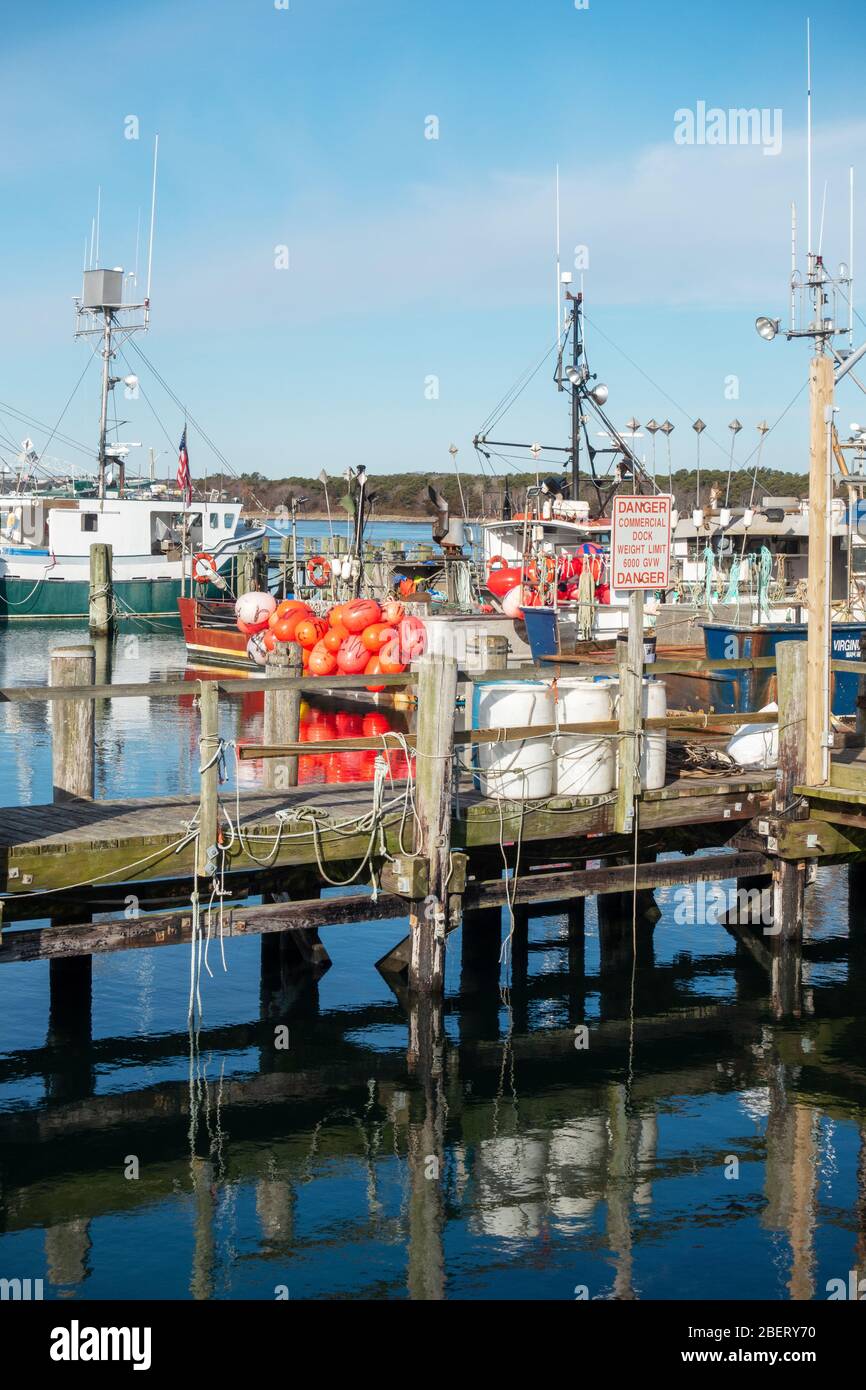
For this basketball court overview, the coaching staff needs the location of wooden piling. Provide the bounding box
[49,645,96,1074]
[88,543,113,636]
[615,592,644,835]
[773,641,807,939]
[50,646,95,802]
[196,680,220,878]
[805,352,835,786]
[409,655,458,994]
[263,643,302,789]
[237,550,255,598]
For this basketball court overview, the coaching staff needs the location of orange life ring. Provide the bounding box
[308,555,332,588]
[192,551,217,583]
[488,555,508,572]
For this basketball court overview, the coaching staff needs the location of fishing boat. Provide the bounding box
[0,487,249,621]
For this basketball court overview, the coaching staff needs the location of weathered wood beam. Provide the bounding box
[464,851,771,910]
[0,892,408,964]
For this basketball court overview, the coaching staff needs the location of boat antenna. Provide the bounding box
[817,179,828,258]
[146,134,159,303]
[555,164,562,344]
[790,201,797,329]
[134,207,141,290]
[807,17,813,260]
[95,186,101,266]
[849,166,855,348]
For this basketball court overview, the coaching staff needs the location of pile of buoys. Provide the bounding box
[235,593,426,690]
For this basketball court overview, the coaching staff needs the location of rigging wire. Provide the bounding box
[0,394,94,459]
[128,340,237,479]
[475,325,568,439]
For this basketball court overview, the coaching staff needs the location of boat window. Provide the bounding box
[224,513,233,529]
[150,510,202,553]
[209,512,218,528]
[81,514,98,532]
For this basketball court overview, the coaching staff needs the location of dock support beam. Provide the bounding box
[409,655,458,995]
[88,542,114,636]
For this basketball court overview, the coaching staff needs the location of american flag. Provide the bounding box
[177,427,192,505]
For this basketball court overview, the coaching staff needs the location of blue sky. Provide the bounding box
[3,0,866,491]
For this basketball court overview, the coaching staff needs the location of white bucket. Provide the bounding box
[608,678,668,790]
[642,678,668,789]
[473,680,554,799]
[554,678,615,796]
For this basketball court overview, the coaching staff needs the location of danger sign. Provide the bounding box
[611,494,673,591]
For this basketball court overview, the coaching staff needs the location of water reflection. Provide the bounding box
[2,625,866,1299]
[1,888,865,1301]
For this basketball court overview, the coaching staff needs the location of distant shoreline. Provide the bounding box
[246,511,432,525]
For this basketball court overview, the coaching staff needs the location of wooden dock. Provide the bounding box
[2,637,866,1022]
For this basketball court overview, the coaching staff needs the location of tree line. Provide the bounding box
[232,467,810,518]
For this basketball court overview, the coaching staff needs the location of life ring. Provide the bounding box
[192,551,217,583]
[488,555,508,573]
[308,555,332,588]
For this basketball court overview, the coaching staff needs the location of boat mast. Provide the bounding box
[569,290,582,502]
[97,309,114,501]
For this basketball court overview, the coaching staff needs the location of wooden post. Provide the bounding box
[263,643,302,789]
[773,641,807,940]
[88,543,113,636]
[196,680,220,877]
[50,646,95,802]
[49,645,96,1078]
[775,641,808,814]
[237,550,255,598]
[409,655,458,994]
[614,591,644,834]
[805,352,834,785]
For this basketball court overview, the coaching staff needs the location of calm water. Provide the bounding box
[1,615,865,1301]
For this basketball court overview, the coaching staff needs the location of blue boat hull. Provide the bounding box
[703,622,866,715]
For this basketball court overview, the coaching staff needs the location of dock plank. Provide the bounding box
[0,772,777,900]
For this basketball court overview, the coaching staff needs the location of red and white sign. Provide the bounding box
[611,494,673,591]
